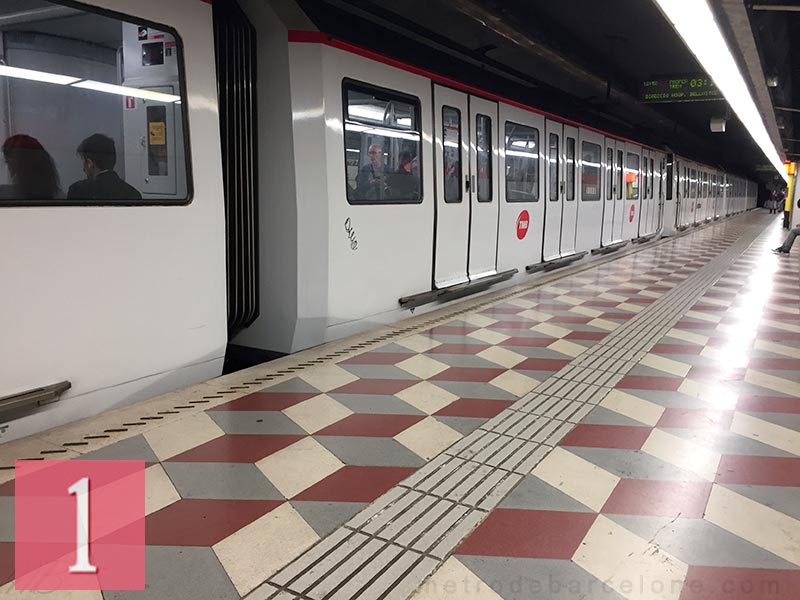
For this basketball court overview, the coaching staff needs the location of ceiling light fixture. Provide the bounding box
[0,65,80,85]
[71,80,180,103]
[652,0,787,181]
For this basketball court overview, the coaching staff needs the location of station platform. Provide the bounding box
[2,211,800,600]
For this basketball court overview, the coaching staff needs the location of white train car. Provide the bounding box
[0,0,227,442]
[233,11,679,355]
[0,0,758,442]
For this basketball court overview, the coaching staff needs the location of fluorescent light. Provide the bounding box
[653,0,787,181]
[345,122,420,141]
[71,80,180,103]
[0,65,80,85]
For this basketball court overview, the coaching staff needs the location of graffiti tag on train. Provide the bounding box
[344,217,358,251]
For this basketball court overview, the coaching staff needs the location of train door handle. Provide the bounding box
[559,182,565,196]
[465,176,470,192]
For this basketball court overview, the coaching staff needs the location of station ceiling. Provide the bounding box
[297,0,790,185]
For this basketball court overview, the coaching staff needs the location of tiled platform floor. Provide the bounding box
[2,212,799,600]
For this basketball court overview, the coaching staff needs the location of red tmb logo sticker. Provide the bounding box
[629,204,636,223]
[516,210,530,240]
[15,460,145,591]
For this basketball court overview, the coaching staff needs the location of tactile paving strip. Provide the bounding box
[245,221,766,600]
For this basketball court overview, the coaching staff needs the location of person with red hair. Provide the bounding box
[0,134,61,200]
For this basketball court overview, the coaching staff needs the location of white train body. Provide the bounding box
[0,0,758,442]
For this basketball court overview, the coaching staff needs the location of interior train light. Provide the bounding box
[653,0,788,181]
[70,80,181,103]
[0,65,80,85]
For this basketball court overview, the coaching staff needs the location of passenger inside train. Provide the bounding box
[0,134,62,200]
[0,0,187,204]
[68,134,142,201]
[354,143,387,200]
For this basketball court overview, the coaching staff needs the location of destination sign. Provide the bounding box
[640,76,722,103]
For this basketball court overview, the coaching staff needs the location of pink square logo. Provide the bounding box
[15,460,145,590]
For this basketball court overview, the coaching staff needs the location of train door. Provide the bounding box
[690,168,699,224]
[662,154,677,234]
[468,97,500,279]
[675,161,684,227]
[497,105,546,271]
[711,173,718,219]
[656,153,666,231]
[433,85,470,288]
[613,145,625,241]
[639,149,652,236]
[601,138,617,245]
[622,143,642,240]
[701,171,708,221]
[640,149,650,236]
[575,129,604,253]
[560,125,579,256]
[543,119,564,261]
[683,165,692,227]
[721,174,729,216]
[649,154,659,234]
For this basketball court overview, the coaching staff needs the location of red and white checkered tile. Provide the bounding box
[2,216,798,600]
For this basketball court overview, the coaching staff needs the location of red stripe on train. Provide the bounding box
[287,30,663,154]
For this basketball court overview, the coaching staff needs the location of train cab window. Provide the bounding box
[442,106,462,203]
[625,152,640,200]
[344,81,422,204]
[476,114,492,202]
[565,137,576,201]
[548,133,559,201]
[617,149,623,200]
[581,141,601,201]
[606,147,613,200]
[0,1,189,205]
[504,121,539,202]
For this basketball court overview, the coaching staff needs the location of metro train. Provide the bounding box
[0,0,757,442]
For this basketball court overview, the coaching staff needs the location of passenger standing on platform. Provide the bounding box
[0,134,62,200]
[355,143,387,200]
[68,134,142,200]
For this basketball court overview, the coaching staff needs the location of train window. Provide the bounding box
[504,121,539,202]
[649,158,655,199]
[606,147,613,200]
[565,137,576,201]
[617,150,623,200]
[691,169,697,197]
[581,141,601,201]
[703,172,709,198]
[625,153,640,200]
[442,106,462,203]
[548,133,559,201]
[343,81,422,204]
[0,1,190,205]
[476,114,492,202]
